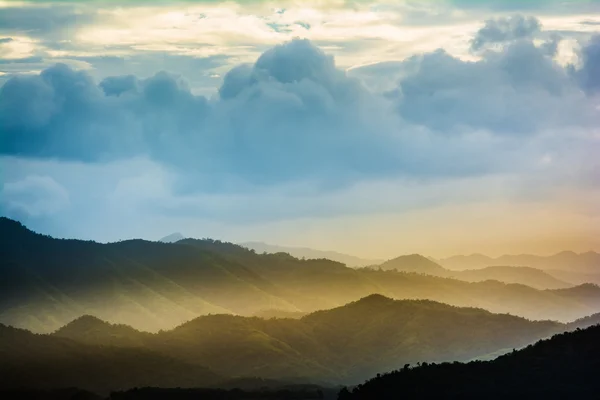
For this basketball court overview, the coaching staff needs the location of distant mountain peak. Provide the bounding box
[440,250,600,274]
[159,232,185,243]
[379,254,446,274]
[356,293,394,304]
[56,315,111,332]
[240,241,382,267]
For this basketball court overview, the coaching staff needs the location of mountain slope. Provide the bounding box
[360,269,600,322]
[0,324,222,395]
[2,217,600,333]
[240,241,382,267]
[53,315,153,347]
[50,296,565,384]
[450,266,571,290]
[340,323,600,399]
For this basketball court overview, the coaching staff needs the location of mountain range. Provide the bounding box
[237,241,600,286]
[2,217,600,334]
[239,241,382,267]
[376,254,571,290]
[4,294,599,395]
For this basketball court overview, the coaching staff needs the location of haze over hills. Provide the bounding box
[377,254,446,275]
[20,295,591,387]
[449,266,571,290]
[4,295,600,395]
[240,242,382,268]
[373,255,571,290]
[440,251,600,274]
[0,323,221,396]
[341,323,600,399]
[159,233,185,243]
[2,217,600,334]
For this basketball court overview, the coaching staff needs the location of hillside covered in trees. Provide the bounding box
[3,294,594,394]
[339,323,600,399]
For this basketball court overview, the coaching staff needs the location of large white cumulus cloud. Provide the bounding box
[392,41,595,134]
[0,34,598,192]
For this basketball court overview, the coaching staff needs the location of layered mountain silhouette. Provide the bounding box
[340,322,600,399]
[374,255,570,289]
[449,266,571,290]
[5,295,595,394]
[0,323,221,396]
[2,217,600,334]
[240,241,382,267]
[440,251,600,280]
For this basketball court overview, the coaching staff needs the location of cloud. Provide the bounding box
[471,15,542,51]
[391,39,596,134]
[0,39,405,187]
[0,37,598,195]
[1,175,70,218]
[449,0,600,12]
[0,4,96,39]
[574,34,600,94]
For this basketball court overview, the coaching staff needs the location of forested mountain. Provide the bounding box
[2,217,600,334]
[239,242,382,268]
[0,324,221,395]
[340,323,600,399]
[2,295,579,392]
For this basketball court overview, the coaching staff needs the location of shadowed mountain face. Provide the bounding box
[4,295,600,394]
[2,217,600,334]
[0,324,221,396]
[374,255,571,290]
[449,266,571,290]
[341,323,600,399]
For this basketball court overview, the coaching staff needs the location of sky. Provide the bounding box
[1,0,599,259]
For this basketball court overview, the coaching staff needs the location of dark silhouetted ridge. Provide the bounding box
[340,324,600,399]
[54,315,150,347]
[0,322,222,395]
